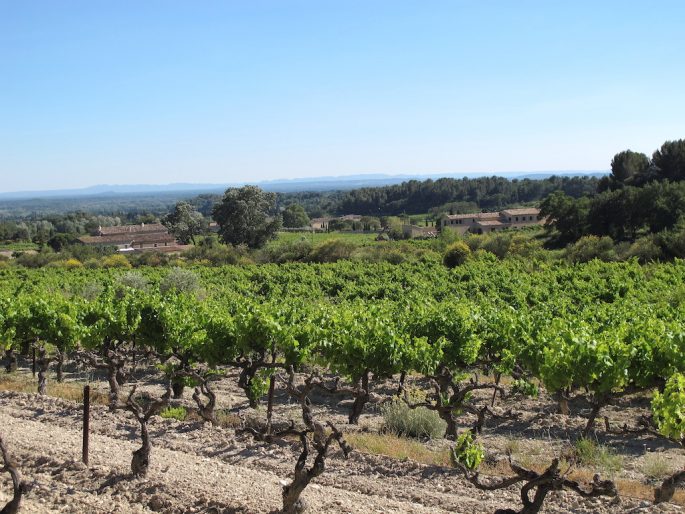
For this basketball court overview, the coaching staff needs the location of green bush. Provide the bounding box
[443,241,471,268]
[480,233,512,259]
[259,238,313,263]
[381,400,446,439]
[309,239,357,263]
[566,235,617,263]
[623,236,662,263]
[160,267,200,294]
[118,271,149,291]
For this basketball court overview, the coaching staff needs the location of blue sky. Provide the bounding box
[1,1,684,192]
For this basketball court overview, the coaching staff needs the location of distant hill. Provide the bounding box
[0,171,607,199]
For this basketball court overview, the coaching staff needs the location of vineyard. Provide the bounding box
[1,259,685,513]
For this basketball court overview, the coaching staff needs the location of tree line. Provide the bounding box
[541,139,685,255]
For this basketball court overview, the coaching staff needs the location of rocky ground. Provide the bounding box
[0,365,684,513]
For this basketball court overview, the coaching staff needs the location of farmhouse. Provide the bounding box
[78,223,180,252]
[441,208,543,235]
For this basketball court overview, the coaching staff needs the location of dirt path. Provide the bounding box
[0,391,678,513]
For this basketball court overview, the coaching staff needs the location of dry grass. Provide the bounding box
[345,432,452,467]
[640,452,676,480]
[0,372,108,405]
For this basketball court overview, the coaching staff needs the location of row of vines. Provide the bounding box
[1,259,684,513]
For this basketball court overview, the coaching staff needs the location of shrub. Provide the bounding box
[259,238,313,263]
[159,267,200,295]
[566,236,617,263]
[129,251,170,267]
[472,249,498,263]
[118,271,149,291]
[381,400,446,439]
[480,233,512,259]
[15,251,61,268]
[309,239,356,263]
[184,238,247,265]
[101,254,132,269]
[624,236,662,263]
[443,241,471,268]
[64,258,84,269]
[81,282,104,300]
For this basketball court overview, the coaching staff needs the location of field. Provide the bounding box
[0,259,684,513]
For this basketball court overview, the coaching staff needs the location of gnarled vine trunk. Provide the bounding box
[348,370,370,424]
[55,350,65,383]
[0,435,27,514]
[36,345,50,395]
[4,348,17,373]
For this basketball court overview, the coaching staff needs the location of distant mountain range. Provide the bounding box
[0,171,607,200]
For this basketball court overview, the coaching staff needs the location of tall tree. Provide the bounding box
[212,186,281,248]
[282,203,310,228]
[161,201,205,244]
[610,150,649,184]
[653,139,685,182]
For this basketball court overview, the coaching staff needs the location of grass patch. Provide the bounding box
[0,372,108,405]
[345,432,451,467]
[640,453,675,480]
[574,438,624,476]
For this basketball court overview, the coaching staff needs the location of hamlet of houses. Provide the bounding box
[78,223,186,252]
[440,208,543,235]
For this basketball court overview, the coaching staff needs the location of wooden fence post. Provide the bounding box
[82,385,90,466]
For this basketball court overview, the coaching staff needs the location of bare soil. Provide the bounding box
[1,363,684,514]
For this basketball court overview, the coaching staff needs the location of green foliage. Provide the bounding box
[450,431,484,470]
[511,378,539,397]
[652,373,685,444]
[623,236,662,263]
[443,241,471,268]
[159,267,200,295]
[162,201,206,244]
[566,236,616,263]
[101,254,132,269]
[212,186,281,248]
[652,139,685,182]
[610,150,650,184]
[159,406,188,421]
[309,239,356,263]
[282,204,310,228]
[381,400,446,439]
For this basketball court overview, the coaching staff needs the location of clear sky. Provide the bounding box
[1,1,684,192]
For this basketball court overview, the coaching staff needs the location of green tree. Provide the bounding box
[282,204,310,228]
[653,139,685,182]
[610,150,649,184]
[212,186,281,248]
[162,201,206,244]
[539,192,590,245]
